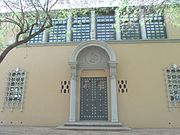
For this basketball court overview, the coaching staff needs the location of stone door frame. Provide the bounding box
[68,40,119,122]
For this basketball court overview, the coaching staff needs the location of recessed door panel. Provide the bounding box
[80,77,108,120]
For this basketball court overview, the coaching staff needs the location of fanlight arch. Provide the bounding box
[69,40,116,64]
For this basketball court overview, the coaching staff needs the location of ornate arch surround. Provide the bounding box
[68,40,119,123]
[69,40,116,63]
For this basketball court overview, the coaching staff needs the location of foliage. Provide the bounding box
[0,0,59,63]
[116,0,180,27]
[166,3,180,27]
[0,0,180,63]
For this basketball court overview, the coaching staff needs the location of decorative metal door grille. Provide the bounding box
[80,77,108,120]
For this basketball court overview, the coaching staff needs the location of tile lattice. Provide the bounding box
[117,80,128,93]
[165,64,180,108]
[60,81,70,94]
[2,68,26,111]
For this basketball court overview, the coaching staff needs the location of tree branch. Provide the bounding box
[3,0,22,25]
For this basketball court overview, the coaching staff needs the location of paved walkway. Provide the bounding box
[0,126,180,135]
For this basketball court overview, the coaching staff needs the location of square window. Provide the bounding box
[96,14,115,40]
[145,14,167,39]
[72,16,90,41]
[48,19,67,43]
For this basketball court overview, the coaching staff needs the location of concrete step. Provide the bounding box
[56,125,130,131]
[56,121,130,131]
[64,121,123,127]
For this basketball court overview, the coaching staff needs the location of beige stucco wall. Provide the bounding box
[0,41,180,128]
[165,11,180,39]
[114,43,180,128]
[0,46,74,126]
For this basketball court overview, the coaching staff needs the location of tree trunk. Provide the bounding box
[0,42,21,64]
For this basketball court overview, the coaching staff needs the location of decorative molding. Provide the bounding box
[91,10,96,40]
[69,62,77,80]
[42,30,48,42]
[110,68,116,79]
[77,46,109,69]
[109,61,117,79]
[69,62,77,69]
[68,40,119,122]
[24,39,180,48]
[71,70,77,80]
[69,40,117,64]
[115,8,121,40]
[66,11,72,42]
[139,9,147,39]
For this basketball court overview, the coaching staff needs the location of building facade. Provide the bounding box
[0,8,180,128]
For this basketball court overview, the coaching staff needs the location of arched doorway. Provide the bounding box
[69,40,118,122]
